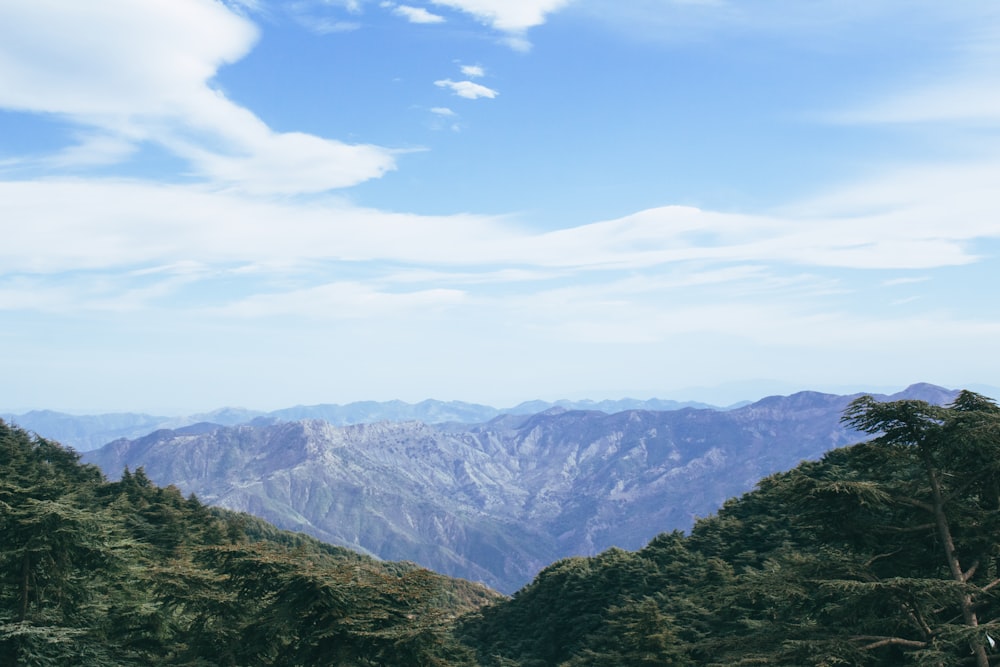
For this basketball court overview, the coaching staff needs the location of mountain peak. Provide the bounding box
[889,382,959,404]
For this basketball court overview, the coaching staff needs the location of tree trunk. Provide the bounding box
[928,465,989,667]
[18,551,29,623]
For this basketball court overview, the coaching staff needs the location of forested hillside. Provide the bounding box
[459,390,1000,666]
[0,419,496,666]
[5,390,1000,666]
[85,385,953,593]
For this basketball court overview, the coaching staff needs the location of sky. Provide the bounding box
[2,0,1000,414]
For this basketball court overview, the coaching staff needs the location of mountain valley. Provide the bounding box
[83,383,957,592]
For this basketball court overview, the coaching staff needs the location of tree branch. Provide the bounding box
[876,523,935,534]
[894,496,935,513]
[854,636,927,651]
[943,468,994,506]
[980,578,1000,593]
[902,599,934,641]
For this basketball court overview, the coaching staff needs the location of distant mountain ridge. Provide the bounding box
[4,397,721,452]
[83,383,964,592]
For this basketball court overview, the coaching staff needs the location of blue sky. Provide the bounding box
[2,0,999,413]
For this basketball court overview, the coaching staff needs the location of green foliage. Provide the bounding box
[0,419,494,666]
[4,389,1000,666]
[459,390,1000,667]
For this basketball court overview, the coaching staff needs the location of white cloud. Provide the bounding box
[461,64,485,78]
[0,179,515,273]
[825,13,1000,128]
[3,154,1000,279]
[313,0,363,13]
[430,107,457,116]
[221,0,267,16]
[0,0,253,115]
[43,133,139,168]
[881,277,930,287]
[219,282,467,318]
[2,155,1000,394]
[178,126,396,194]
[525,294,1000,347]
[429,0,572,32]
[435,79,499,99]
[0,0,395,194]
[499,34,533,52]
[385,267,568,285]
[294,17,362,33]
[568,0,998,60]
[391,4,447,23]
[0,264,209,314]
[833,82,1000,126]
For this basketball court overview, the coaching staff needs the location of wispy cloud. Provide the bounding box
[4,152,999,278]
[0,264,210,314]
[22,132,139,169]
[461,64,485,78]
[435,79,499,99]
[0,0,393,194]
[881,277,930,287]
[219,282,467,318]
[220,0,268,17]
[429,0,572,32]
[293,16,362,33]
[425,0,572,49]
[821,7,1000,128]
[307,0,363,13]
[571,0,994,51]
[386,3,447,24]
[430,107,456,116]
[832,82,1000,126]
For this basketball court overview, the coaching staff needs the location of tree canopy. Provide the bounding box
[459,390,1000,666]
[4,390,1000,666]
[0,419,495,666]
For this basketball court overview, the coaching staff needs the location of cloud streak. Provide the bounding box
[219,282,467,319]
[3,153,998,279]
[389,4,447,23]
[435,79,499,99]
[429,0,572,32]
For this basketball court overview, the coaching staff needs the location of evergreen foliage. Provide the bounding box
[4,390,1000,666]
[0,419,494,666]
[459,391,1000,666]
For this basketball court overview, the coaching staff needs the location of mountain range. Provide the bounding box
[83,383,959,592]
[4,397,720,452]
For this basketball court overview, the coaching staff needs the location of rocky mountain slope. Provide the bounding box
[84,383,960,592]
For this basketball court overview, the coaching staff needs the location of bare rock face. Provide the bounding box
[84,384,960,593]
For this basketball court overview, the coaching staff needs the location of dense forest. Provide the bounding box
[0,418,496,666]
[4,390,1000,665]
